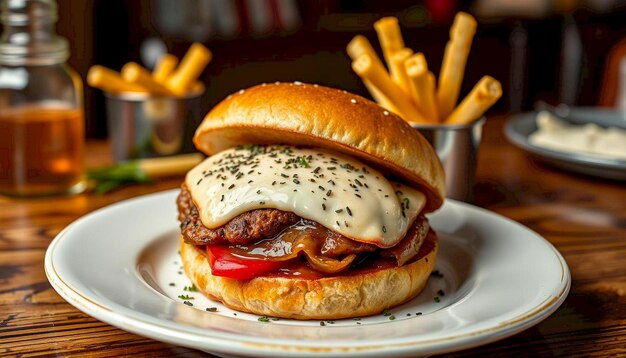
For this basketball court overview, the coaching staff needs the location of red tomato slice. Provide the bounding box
[206,245,285,280]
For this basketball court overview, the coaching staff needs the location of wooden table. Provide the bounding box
[1,115,625,357]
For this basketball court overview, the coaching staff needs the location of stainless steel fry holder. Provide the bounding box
[104,90,204,162]
[413,118,485,202]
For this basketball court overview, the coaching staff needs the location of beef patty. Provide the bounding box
[179,184,300,245]
[177,185,428,264]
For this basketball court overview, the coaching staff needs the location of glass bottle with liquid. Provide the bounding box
[0,0,85,196]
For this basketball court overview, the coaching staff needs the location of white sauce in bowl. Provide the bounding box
[529,111,626,160]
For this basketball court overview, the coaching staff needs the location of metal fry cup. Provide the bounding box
[104,89,204,162]
[412,118,485,202]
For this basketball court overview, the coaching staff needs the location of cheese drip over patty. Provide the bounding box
[185,145,426,248]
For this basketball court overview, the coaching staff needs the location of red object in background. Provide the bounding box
[425,0,457,24]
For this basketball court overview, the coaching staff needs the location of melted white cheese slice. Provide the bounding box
[185,145,425,248]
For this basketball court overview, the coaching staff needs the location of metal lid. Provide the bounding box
[0,0,69,65]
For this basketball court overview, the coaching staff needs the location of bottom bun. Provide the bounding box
[180,233,438,320]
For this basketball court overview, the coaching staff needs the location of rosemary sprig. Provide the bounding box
[87,161,149,194]
[87,153,203,194]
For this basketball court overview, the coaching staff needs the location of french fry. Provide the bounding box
[405,53,439,122]
[87,65,147,93]
[436,12,477,119]
[189,81,205,94]
[346,35,398,112]
[352,54,426,123]
[121,62,174,96]
[165,42,212,96]
[138,153,204,178]
[374,17,405,69]
[362,81,396,111]
[389,48,413,93]
[446,76,502,125]
[152,54,179,84]
[347,35,385,68]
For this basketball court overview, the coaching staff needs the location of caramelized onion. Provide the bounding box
[380,216,429,265]
[229,220,364,274]
[227,216,430,274]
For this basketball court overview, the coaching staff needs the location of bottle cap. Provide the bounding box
[0,0,69,65]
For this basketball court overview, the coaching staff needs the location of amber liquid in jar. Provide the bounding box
[0,106,85,196]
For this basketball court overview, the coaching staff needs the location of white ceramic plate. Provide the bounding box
[45,190,570,357]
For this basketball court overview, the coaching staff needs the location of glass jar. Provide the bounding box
[0,0,85,196]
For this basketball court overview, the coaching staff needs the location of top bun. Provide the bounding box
[193,82,445,212]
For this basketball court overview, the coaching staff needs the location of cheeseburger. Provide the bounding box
[178,82,445,320]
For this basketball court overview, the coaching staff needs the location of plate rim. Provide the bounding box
[44,190,571,356]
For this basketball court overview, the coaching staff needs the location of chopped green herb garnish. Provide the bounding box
[434,296,441,303]
[382,308,391,316]
[389,315,396,320]
[258,316,270,322]
[353,317,361,321]
[297,156,310,168]
[431,270,444,278]
[178,294,194,300]
[183,284,198,292]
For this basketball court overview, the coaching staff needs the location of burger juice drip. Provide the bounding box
[186,145,426,247]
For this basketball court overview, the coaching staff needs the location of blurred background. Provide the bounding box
[35,0,626,137]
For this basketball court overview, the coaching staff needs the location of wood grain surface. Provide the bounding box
[1,115,625,357]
